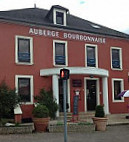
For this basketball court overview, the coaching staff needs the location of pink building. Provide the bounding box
[0,5,129,121]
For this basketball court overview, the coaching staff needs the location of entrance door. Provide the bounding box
[86,80,97,111]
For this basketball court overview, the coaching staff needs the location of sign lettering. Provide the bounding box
[29,28,106,44]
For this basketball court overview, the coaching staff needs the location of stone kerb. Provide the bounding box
[49,122,94,132]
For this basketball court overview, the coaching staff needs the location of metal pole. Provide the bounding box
[63,80,67,142]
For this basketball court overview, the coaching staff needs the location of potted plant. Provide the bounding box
[92,105,108,131]
[34,88,58,119]
[32,104,50,132]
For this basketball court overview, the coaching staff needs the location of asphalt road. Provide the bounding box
[0,125,129,142]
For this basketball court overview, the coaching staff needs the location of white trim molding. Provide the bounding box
[102,77,109,114]
[53,40,68,67]
[40,67,109,114]
[15,75,34,104]
[53,8,67,26]
[110,47,122,70]
[40,67,109,77]
[52,75,71,116]
[85,44,98,68]
[112,78,124,102]
[84,77,100,112]
[15,35,33,65]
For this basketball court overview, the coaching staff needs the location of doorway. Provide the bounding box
[86,80,97,111]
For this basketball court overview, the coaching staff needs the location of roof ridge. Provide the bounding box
[0,7,48,12]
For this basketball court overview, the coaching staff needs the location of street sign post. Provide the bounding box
[60,68,70,142]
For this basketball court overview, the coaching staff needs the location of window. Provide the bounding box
[53,40,67,66]
[15,36,33,65]
[112,79,124,102]
[15,75,33,104]
[85,44,98,67]
[111,47,122,69]
[56,11,64,25]
[53,9,66,26]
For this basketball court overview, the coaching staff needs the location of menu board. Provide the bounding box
[73,95,79,115]
[72,79,82,87]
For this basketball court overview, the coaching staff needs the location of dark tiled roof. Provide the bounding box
[0,6,128,39]
[50,5,69,12]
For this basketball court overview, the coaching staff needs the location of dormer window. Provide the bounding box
[56,11,64,25]
[53,9,67,26]
[47,5,69,26]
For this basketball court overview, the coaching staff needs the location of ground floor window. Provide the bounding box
[112,78,124,102]
[15,75,33,104]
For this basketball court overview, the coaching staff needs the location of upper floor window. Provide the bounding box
[112,78,124,102]
[111,47,122,70]
[85,44,98,67]
[15,36,33,65]
[53,40,68,66]
[56,11,64,25]
[15,75,33,104]
[53,9,66,26]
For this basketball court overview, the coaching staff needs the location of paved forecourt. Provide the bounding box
[0,125,129,142]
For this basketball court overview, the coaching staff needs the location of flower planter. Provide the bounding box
[33,117,50,132]
[49,123,94,132]
[0,123,34,134]
[92,117,108,131]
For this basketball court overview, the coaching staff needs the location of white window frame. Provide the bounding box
[15,35,33,65]
[15,75,34,104]
[85,44,98,68]
[112,78,124,102]
[53,8,66,26]
[53,40,68,66]
[110,47,122,70]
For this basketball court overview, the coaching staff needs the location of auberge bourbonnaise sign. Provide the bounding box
[29,27,106,44]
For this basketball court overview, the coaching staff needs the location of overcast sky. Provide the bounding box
[0,0,129,34]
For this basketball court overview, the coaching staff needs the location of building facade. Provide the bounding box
[0,5,129,120]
